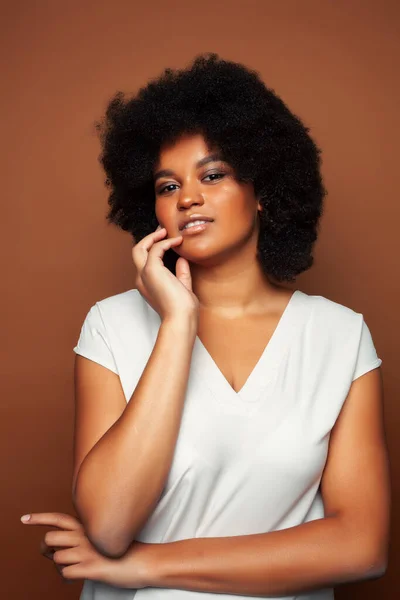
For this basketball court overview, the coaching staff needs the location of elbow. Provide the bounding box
[72,493,129,558]
[72,487,141,559]
[91,537,130,560]
[362,551,388,579]
[85,522,133,559]
[356,543,389,580]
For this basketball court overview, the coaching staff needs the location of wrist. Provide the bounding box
[99,542,162,589]
[144,542,168,588]
[161,314,198,337]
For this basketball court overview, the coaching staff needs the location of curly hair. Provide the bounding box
[96,52,326,282]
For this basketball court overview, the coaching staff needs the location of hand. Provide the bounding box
[20,512,152,588]
[132,226,199,321]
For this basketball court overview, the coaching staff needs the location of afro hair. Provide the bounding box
[96,52,326,282]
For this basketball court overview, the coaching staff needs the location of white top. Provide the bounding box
[73,288,382,600]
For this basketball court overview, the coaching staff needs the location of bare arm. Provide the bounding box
[72,226,199,558]
[136,367,390,596]
[73,316,196,558]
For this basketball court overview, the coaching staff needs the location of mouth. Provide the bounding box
[180,220,213,235]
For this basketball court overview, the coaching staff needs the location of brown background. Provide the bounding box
[3,1,398,598]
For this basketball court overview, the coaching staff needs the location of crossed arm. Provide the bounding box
[28,368,389,595]
[131,368,390,596]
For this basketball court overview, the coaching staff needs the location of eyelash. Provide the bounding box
[157,172,225,195]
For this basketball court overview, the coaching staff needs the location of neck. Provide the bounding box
[190,243,281,318]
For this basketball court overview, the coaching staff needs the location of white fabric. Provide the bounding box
[73,288,382,600]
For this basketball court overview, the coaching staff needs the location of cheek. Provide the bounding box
[213,188,256,226]
[155,200,172,226]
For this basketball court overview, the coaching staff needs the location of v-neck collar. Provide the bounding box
[141,288,309,412]
[192,289,307,406]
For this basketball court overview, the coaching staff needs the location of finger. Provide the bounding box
[57,562,87,583]
[53,548,80,566]
[132,228,167,271]
[43,530,81,549]
[21,512,83,531]
[175,257,192,291]
[53,549,83,584]
[40,538,55,559]
[146,235,183,265]
[134,227,167,253]
[54,563,75,584]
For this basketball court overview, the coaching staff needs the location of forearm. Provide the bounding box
[150,516,385,597]
[73,317,197,558]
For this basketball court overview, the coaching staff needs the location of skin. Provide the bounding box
[154,133,295,392]
[153,132,288,313]
[21,133,390,592]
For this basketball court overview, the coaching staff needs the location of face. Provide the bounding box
[153,133,261,266]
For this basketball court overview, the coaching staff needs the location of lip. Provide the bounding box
[179,215,214,231]
[181,221,212,236]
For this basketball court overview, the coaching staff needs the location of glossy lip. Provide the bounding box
[181,221,212,236]
[179,214,214,231]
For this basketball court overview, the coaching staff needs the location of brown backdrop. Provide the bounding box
[3,1,398,598]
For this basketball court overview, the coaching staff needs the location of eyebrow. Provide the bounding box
[153,153,223,182]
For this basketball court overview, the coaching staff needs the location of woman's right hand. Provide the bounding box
[132,226,199,322]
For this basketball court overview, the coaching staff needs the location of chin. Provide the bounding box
[175,230,246,265]
[177,246,229,268]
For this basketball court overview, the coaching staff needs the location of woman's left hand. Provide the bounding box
[20,512,155,589]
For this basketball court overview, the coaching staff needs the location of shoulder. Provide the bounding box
[95,288,145,313]
[300,291,382,377]
[82,288,154,335]
[303,291,364,338]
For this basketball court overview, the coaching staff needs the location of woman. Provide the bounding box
[21,53,390,599]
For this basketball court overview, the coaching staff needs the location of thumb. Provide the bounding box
[175,257,192,291]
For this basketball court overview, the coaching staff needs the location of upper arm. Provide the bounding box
[71,303,127,495]
[320,366,391,570]
[72,354,127,495]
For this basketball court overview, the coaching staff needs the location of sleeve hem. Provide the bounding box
[73,347,120,375]
[352,358,382,382]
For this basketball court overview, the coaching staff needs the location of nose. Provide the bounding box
[176,181,204,211]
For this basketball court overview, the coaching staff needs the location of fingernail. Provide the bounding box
[21,514,31,522]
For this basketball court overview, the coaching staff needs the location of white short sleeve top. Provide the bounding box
[73,288,382,600]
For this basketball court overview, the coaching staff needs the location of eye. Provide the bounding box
[157,183,179,195]
[156,172,226,195]
[203,172,225,182]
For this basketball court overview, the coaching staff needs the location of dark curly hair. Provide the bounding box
[96,52,326,282]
